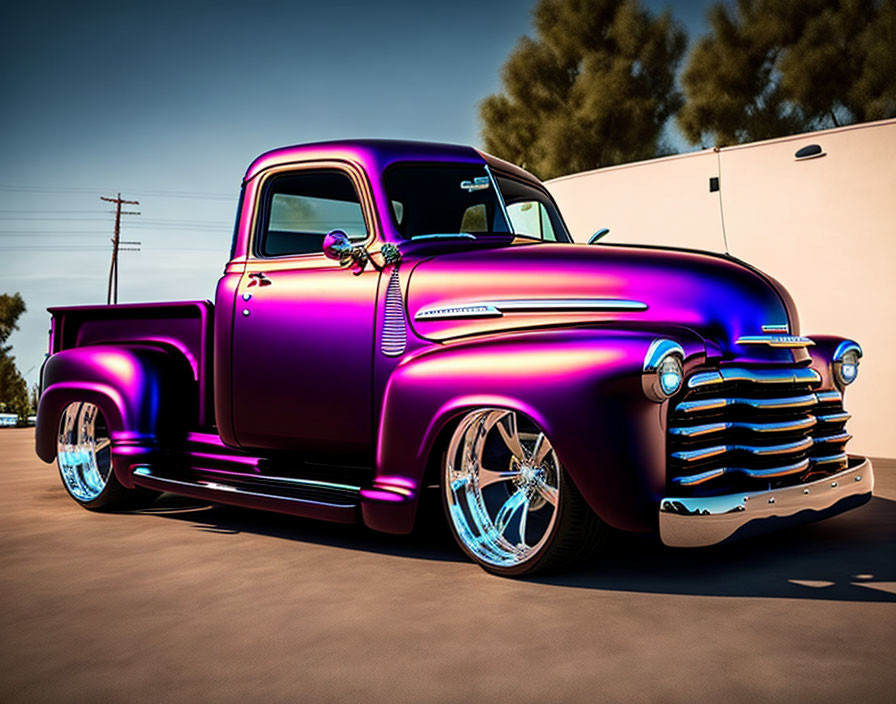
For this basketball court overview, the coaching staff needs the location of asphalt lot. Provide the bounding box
[1,427,893,703]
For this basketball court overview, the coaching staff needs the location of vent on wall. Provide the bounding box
[795,144,826,160]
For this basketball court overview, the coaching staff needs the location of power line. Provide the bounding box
[0,184,234,200]
[0,235,108,237]
[0,217,113,221]
[0,246,114,251]
[0,210,109,215]
[0,245,221,251]
[0,216,231,225]
[0,223,233,237]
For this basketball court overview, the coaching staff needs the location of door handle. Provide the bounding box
[248,272,272,286]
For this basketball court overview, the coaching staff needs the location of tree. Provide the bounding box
[678,0,896,147]
[480,0,687,180]
[0,293,30,422]
[30,384,40,416]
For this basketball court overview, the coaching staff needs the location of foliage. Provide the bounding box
[480,0,687,179]
[0,293,31,421]
[678,0,896,146]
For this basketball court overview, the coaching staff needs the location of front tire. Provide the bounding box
[442,408,607,576]
[57,402,157,511]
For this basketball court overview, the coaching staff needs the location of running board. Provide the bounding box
[132,466,360,524]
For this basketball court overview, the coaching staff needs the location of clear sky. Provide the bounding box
[1,0,713,389]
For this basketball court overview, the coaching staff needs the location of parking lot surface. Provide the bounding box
[1,428,894,703]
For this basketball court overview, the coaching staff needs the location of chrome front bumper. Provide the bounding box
[659,457,873,548]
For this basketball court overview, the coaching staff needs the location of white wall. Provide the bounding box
[548,119,896,458]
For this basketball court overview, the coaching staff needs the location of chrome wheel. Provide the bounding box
[444,409,562,570]
[57,402,112,502]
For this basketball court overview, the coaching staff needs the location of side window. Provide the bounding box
[460,203,487,232]
[506,201,557,241]
[260,170,368,257]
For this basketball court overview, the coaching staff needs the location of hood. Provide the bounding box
[405,241,802,362]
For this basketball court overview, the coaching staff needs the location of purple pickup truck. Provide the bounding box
[35,140,872,576]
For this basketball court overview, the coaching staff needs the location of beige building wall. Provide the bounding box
[548,119,896,458]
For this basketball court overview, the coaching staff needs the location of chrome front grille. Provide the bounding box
[667,366,851,495]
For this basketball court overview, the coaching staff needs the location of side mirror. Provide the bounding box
[588,228,610,245]
[322,229,401,275]
[322,230,356,263]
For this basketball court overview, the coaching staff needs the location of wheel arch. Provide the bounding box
[418,396,552,492]
[35,343,194,487]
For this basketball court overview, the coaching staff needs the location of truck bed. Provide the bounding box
[47,300,215,428]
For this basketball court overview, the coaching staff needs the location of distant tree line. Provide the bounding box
[0,293,34,423]
[481,0,896,179]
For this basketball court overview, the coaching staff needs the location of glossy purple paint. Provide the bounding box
[37,344,191,487]
[35,139,867,543]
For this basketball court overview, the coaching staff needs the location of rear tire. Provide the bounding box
[56,402,158,511]
[442,408,608,576]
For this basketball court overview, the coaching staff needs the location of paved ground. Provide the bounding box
[1,427,893,703]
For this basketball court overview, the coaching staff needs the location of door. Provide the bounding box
[231,164,380,461]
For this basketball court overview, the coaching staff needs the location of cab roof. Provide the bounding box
[243,138,541,185]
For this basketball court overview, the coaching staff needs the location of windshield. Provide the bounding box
[384,163,512,239]
[384,161,570,242]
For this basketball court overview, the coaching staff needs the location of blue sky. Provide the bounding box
[1,0,713,389]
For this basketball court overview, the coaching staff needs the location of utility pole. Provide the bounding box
[100,193,141,304]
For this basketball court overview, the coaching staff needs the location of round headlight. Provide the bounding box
[659,355,683,396]
[833,342,861,388]
[643,339,685,402]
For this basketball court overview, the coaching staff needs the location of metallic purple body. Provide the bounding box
[35,139,864,538]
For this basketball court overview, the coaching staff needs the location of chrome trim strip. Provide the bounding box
[493,298,649,313]
[410,233,476,241]
[675,393,818,414]
[761,324,790,333]
[687,367,821,388]
[727,461,812,480]
[485,163,512,230]
[736,335,815,348]
[669,415,817,437]
[415,304,502,320]
[659,459,873,547]
[643,339,685,372]
[814,431,852,444]
[816,412,851,423]
[816,390,843,403]
[833,340,863,362]
[811,452,848,465]
[414,298,648,321]
[133,466,361,493]
[669,422,729,438]
[671,437,814,462]
[671,468,726,486]
[672,458,810,486]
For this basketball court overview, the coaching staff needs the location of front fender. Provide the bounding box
[806,335,861,394]
[36,344,192,487]
[362,327,706,534]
